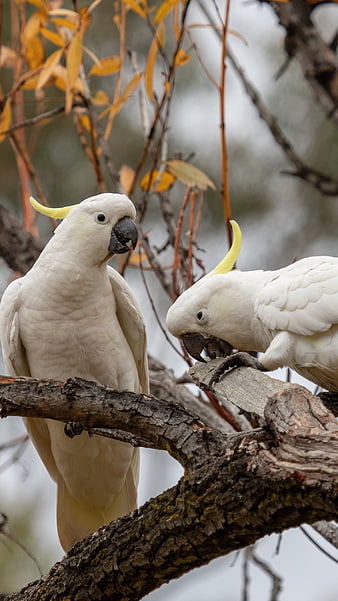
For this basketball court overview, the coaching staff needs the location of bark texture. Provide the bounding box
[0,205,44,275]
[0,363,337,601]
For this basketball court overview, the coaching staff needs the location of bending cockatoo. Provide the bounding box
[0,193,148,551]
[167,220,338,392]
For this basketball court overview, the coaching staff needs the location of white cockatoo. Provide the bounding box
[166,220,338,392]
[0,193,148,551]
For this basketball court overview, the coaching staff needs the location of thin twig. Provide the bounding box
[247,545,282,601]
[219,0,233,245]
[0,513,43,577]
[138,246,186,362]
[139,224,172,297]
[300,526,338,563]
[242,547,250,601]
[2,102,85,135]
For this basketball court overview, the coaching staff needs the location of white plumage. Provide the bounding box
[166,222,338,392]
[0,193,148,551]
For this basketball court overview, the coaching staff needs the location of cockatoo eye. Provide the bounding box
[196,309,208,325]
[95,212,108,224]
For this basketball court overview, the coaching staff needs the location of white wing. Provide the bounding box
[108,265,149,394]
[0,278,59,480]
[256,256,338,336]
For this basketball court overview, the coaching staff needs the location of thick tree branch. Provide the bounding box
[0,369,337,600]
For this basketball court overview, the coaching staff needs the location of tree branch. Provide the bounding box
[0,204,44,274]
[0,368,337,600]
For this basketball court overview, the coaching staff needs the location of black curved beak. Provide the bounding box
[182,333,207,362]
[109,216,138,254]
[183,333,233,363]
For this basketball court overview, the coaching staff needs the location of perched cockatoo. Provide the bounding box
[0,193,148,551]
[167,220,338,392]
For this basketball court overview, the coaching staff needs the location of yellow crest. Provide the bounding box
[213,220,242,274]
[29,196,78,219]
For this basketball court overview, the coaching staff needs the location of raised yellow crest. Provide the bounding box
[213,220,242,274]
[29,196,78,220]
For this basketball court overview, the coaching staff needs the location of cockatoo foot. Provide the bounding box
[64,421,83,438]
[208,351,266,388]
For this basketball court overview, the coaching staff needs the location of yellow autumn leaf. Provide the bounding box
[119,72,143,104]
[0,99,11,143]
[140,169,175,192]
[91,89,109,106]
[52,64,67,91]
[154,0,180,24]
[128,249,149,267]
[36,48,63,92]
[119,165,136,195]
[50,17,77,31]
[40,27,65,47]
[121,0,147,19]
[67,32,82,90]
[24,12,46,41]
[144,22,165,103]
[175,49,190,66]
[102,72,143,138]
[166,160,216,191]
[25,35,45,69]
[22,74,40,90]
[77,114,96,135]
[89,56,122,76]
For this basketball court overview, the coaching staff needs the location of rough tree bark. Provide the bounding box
[0,205,43,275]
[0,363,337,601]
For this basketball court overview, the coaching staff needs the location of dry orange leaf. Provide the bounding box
[77,114,96,135]
[67,32,82,90]
[175,48,190,66]
[154,0,180,24]
[166,160,216,191]
[50,17,77,31]
[25,35,45,70]
[91,89,109,106]
[24,11,46,41]
[40,27,65,47]
[22,74,40,90]
[128,249,149,267]
[119,165,136,195]
[140,169,175,192]
[0,99,11,143]
[89,56,122,76]
[36,47,63,92]
[121,0,147,19]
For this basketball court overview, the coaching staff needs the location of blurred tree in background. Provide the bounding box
[0,0,337,599]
